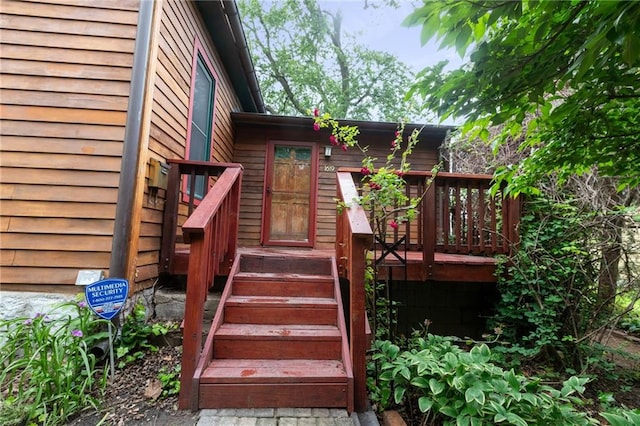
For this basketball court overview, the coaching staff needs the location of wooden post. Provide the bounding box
[350,233,369,412]
[160,162,181,273]
[336,171,373,412]
[178,232,207,410]
[422,178,436,281]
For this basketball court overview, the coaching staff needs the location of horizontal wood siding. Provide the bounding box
[0,0,138,288]
[142,0,243,285]
[233,123,439,249]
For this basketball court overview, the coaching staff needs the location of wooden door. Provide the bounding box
[262,141,318,247]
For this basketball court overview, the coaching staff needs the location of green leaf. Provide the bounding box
[505,413,527,426]
[429,378,446,395]
[472,16,486,42]
[454,24,472,57]
[420,15,440,46]
[622,33,640,65]
[411,376,429,389]
[465,387,486,405]
[394,386,406,403]
[439,404,458,418]
[418,396,434,413]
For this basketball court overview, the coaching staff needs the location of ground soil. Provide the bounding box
[67,344,198,426]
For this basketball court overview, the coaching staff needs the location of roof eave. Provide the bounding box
[196,0,265,113]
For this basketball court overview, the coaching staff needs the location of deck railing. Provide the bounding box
[161,160,243,409]
[421,171,520,279]
[339,168,520,265]
[336,171,373,413]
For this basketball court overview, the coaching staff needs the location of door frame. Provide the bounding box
[261,140,319,247]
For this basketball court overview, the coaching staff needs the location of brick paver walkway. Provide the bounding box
[196,408,359,426]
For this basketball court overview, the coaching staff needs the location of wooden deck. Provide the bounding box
[170,247,498,282]
[374,251,498,283]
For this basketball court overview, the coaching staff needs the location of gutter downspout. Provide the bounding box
[223,0,266,113]
[109,0,156,281]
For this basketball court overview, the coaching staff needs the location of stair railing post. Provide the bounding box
[178,230,208,410]
[350,233,370,413]
[337,171,373,413]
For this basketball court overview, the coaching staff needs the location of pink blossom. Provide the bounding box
[313,122,320,132]
[394,170,404,177]
[71,329,83,338]
[360,167,371,176]
[395,130,400,137]
[391,140,397,149]
[369,182,381,190]
[389,220,399,230]
[24,319,32,325]
[313,108,319,117]
[341,144,348,151]
[329,134,338,146]
[78,301,87,308]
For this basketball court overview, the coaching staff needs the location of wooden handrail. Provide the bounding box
[175,164,243,410]
[336,171,373,413]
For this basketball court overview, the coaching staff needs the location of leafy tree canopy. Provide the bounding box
[239,0,416,121]
[405,0,640,194]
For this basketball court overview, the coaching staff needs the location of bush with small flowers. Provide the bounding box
[312,108,438,237]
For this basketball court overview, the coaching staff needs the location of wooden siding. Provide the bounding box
[0,0,138,289]
[233,120,440,249]
[141,0,243,287]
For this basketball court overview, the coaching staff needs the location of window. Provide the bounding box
[185,40,217,199]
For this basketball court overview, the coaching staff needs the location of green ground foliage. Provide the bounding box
[0,300,109,426]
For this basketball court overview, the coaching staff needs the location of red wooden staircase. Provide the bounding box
[191,253,354,411]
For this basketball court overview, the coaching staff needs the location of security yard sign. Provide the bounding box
[85,278,129,320]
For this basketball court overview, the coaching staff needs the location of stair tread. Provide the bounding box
[226,295,337,306]
[216,323,341,339]
[201,359,347,383]
[235,272,333,280]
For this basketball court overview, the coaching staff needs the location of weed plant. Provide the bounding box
[0,299,110,425]
[116,303,176,368]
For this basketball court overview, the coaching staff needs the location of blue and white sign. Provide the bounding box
[85,278,129,320]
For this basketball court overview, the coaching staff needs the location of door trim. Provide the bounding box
[261,140,319,247]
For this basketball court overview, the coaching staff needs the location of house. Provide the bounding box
[1,0,263,294]
[1,0,520,414]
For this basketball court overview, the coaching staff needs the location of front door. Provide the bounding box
[262,141,318,247]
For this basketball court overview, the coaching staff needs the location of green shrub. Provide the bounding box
[369,334,597,426]
[491,198,601,370]
[0,299,110,425]
[601,408,640,426]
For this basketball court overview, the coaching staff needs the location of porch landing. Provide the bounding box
[172,247,499,283]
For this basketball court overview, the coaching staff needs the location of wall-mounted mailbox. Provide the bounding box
[148,158,169,190]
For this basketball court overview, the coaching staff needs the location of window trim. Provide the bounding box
[183,38,219,202]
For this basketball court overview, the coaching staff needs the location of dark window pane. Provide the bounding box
[187,54,216,199]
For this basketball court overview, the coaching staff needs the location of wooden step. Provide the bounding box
[223,295,337,325]
[233,272,335,298]
[200,359,347,383]
[199,359,349,408]
[239,255,333,275]
[213,324,342,359]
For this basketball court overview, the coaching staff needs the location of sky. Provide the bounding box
[318,0,465,74]
[318,1,465,124]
